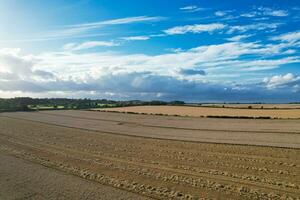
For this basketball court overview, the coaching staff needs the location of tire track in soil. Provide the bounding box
[0,117,299,199]
[1,133,298,195]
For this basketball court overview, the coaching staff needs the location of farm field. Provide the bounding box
[99,105,300,119]
[1,110,300,148]
[0,110,299,199]
[196,104,300,109]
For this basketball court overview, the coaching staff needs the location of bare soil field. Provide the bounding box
[0,153,146,200]
[0,113,299,199]
[1,110,300,148]
[99,105,300,119]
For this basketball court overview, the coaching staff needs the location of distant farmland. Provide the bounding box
[99,105,300,119]
[197,103,300,109]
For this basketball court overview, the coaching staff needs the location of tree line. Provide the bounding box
[0,97,185,112]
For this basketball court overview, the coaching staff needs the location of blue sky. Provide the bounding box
[0,0,300,102]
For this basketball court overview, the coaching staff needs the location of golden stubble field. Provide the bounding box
[0,110,299,199]
[99,105,300,119]
[198,104,300,109]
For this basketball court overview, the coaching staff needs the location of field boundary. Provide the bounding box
[90,109,300,120]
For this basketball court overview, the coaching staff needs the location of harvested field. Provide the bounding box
[0,153,146,200]
[1,110,300,148]
[198,104,300,109]
[0,110,300,199]
[99,105,300,119]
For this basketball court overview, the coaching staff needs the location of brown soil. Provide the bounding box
[99,105,300,119]
[0,153,147,200]
[1,110,299,148]
[0,111,299,199]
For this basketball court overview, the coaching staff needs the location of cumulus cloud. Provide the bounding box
[0,70,211,97]
[0,48,54,81]
[63,41,119,51]
[1,38,300,102]
[0,70,250,101]
[164,23,226,35]
[264,73,300,90]
[2,71,299,102]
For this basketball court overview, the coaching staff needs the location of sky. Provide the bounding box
[0,0,300,102]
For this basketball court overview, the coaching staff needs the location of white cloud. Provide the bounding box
[34,40,298,84]
[201,56,300,73]
[0,49,54,82]
[164,23,226,35]
[238,57,300,71]
[63,41,119,51]
[258,7,288,17]
[1,40,300,101]
[227,34,252,41]
[272,31,300,43]
[37,40,299,80]
[228,23,280,34]
[47,16,166,38]
[241,12,258,18]
[180,5,197,10]
[0,48,21,56]
[268,10,288,17]
[241,7,288,18]
[67,16,165,28]
[121,36,150,41]
[164,22,281,36]
[179,5,204,12]
[166,48,184,53]
[215,11,227,17]
[264,73,300,89]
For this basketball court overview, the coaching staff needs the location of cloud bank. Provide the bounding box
[1,37,299,102]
